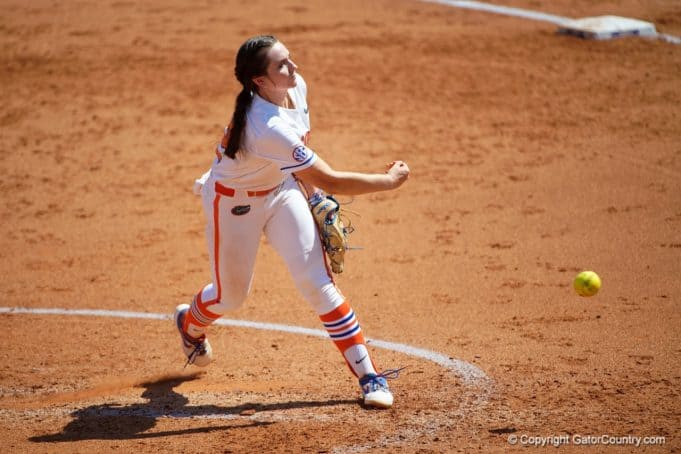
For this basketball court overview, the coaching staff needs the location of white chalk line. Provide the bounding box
[0,306,490,386]
[0,405,334,422]
[422,0,681,44]
[425,0,570,25]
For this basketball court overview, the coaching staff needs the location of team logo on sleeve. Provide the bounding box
[292,145,308,162]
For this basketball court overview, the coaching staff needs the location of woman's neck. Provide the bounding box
[257,88,290,108]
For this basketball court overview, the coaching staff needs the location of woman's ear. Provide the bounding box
[252,76,266,88]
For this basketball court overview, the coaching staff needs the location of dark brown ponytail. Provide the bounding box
[224,35,278,159]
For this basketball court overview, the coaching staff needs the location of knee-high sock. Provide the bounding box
[319,301,378,378]
[183,288,223,339]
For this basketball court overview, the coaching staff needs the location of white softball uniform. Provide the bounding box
[191,74,343,329]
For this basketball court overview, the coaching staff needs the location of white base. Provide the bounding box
[558,15,657,40]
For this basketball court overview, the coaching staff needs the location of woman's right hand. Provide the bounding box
[385,161,410,189]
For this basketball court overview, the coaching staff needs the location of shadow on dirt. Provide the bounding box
[29,373,357,442]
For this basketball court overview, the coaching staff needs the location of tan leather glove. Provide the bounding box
[310,195,349,274]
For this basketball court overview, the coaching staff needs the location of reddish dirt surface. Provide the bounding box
[1,0,680,452]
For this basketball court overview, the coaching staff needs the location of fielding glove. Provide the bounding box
[309,194,350,274]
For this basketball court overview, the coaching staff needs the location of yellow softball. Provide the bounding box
[573,271,601,297]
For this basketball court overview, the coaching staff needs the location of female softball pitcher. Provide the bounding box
[175,35,410,409]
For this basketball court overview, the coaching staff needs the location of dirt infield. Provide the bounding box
[1,0,680,452]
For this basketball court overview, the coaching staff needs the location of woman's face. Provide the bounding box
[255,41,298,91]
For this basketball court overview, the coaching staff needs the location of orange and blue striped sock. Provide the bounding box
[320,301,378,378]
[182,290,223,339]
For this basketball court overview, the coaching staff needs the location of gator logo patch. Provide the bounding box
[231,205,251,216]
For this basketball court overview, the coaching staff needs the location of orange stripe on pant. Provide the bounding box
[212,192,222,302]
[182,193,224,337]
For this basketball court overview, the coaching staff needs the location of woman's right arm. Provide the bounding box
[295,156,410,195]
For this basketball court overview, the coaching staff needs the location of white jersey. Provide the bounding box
[198,74,316,192]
